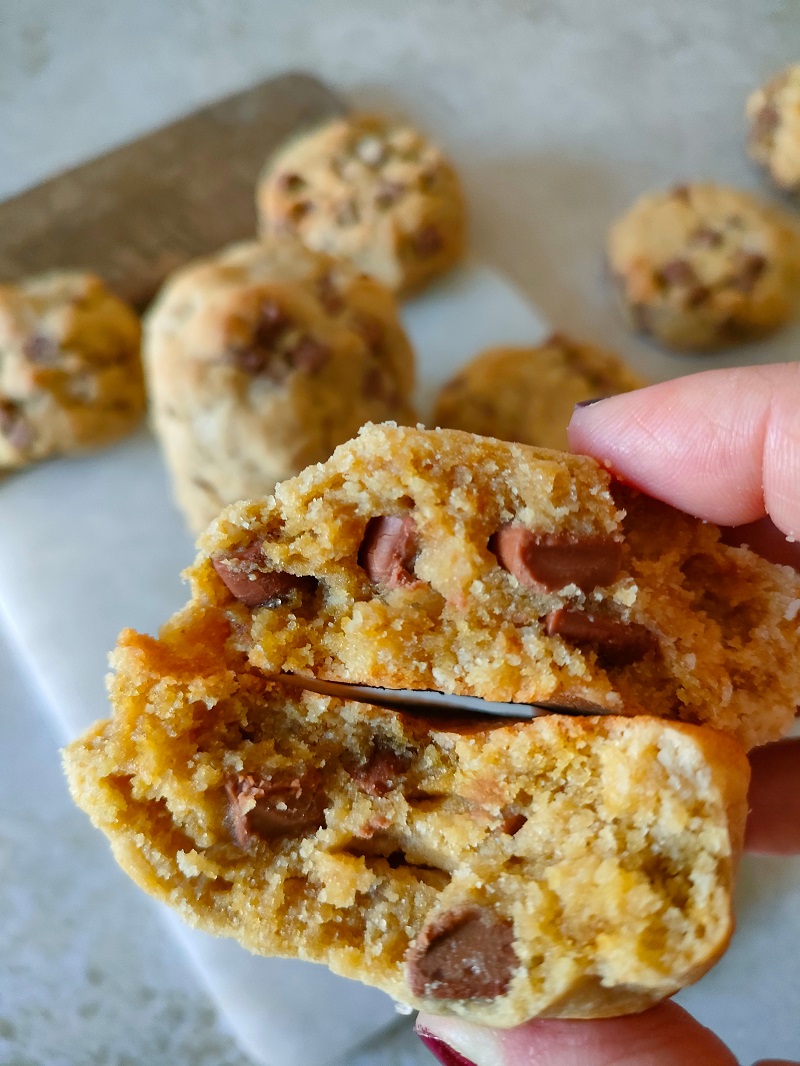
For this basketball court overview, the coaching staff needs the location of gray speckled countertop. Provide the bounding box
[2,2,800,1063]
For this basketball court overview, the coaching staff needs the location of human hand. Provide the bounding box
[416,364,800,1066]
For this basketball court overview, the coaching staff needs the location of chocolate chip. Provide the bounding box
[277,172,306,192]
[225,773,327,846]
[288,336,330,374]
[490,526,622,593]
[658,258,699,287]
[375,180,406,208]
[546,608,656,667]
[359,515,420,588]
[406,906,517,1000]
[500,812,527,836]
[0,399,33,451]
[23,334,58,364]
[733,251,767,293]
[349,742,411,797]
[691,226,723,249]
[212,544,316,608]
[686,284,711,308]
[754,103,780,140]
[229,299,289,376]
[412,224,444,258]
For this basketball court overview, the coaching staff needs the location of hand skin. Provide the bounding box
[417,366,800,1066]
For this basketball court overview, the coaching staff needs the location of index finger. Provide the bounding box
[567,363,800,540]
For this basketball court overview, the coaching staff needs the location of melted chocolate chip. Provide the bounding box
[0,399,33,451]
[490,526,622,593]
[359,515,420,588]
[754,103,780,140]
[225,773,327,846]
[277,172,306,192]
[500,812,527,836]
[288,336,330,374]
[23,334,59,364]
[349,742,411,797]
[733,251,767,293]
[546,608,656,667]
[212,544,316,608]
[375,180,406,208]
[406,906,518,1000]
[412,224,444,257]
[658,258,699,287]
[229,299,289,376]
[691,226,723,248]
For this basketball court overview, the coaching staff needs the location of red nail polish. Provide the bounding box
[418,1031,476,1066]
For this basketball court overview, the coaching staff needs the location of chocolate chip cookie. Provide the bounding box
[433,335,645,449]
[746,64,800,193]
[144,238,417,533]
[608,183,800,351]
[256,114,466,296]
[64,632,749,1024]
[194,423,800,750]
[0,271,144,468]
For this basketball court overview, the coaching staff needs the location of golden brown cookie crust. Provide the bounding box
[144,238,417,533]
[0,271,144,468]
[607,183,800,351]
[257,114,466,296]
[433,335,644,449]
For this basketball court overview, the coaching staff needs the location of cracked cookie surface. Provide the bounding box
[433,335,644,449]
[257,114,466,296]
[64,614,748,1025]
[607,183,800,351]
[144,238,417,532]
[0,271,144,468]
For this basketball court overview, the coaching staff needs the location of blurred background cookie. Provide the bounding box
[256,113,466,296]
[144,237,417,533]
[607,183,800,351]
[432,334,644,449]
[0,271,144,469]
[746,64,800,194]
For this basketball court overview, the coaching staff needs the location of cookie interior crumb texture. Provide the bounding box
[143,238,417,533]
[607,183,800,351]
[193,423,800,752]
[433,335,645,450]
[746,64,800,193]
[64,620,749,1024]
[257,114,466,296]
[0,271,144,468]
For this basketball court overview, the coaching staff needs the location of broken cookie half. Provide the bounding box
[64,615,749,1024]
[194,423,800,751]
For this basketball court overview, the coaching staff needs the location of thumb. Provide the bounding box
[567,363,800,539]
[416,1001,739,1066]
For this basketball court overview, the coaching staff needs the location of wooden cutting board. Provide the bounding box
[0,72,346,307]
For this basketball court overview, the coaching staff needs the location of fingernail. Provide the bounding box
[418,1031,476,1066]
[574,397,606,409]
